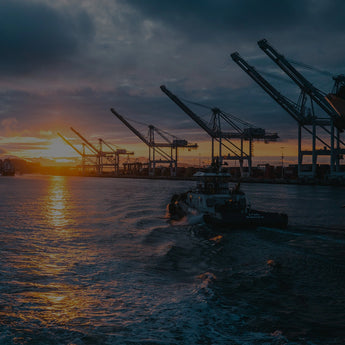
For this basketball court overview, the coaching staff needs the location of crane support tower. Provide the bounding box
[110,108,198,176]
[231,39,345,180]
[160,85,279,176]
[98,138,134,175]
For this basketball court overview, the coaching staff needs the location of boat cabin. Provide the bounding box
[186,171,250,214]
[193,171,232,194]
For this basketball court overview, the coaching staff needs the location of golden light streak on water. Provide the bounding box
[44,176,70,228]
[0,176,110,328]
[6,283,101,326]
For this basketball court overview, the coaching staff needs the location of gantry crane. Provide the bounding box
[110,108,198,176]
[98,138,134,174]
[59,128,133,175]
[231,39,345,178]
[258,39,345,176]
[57,133,98,174]
[258,39,345,130]
[160,85,278,176]
[70,127,117,175]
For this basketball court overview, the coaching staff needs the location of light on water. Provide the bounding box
[0,175,345,344]
[44,176,70,228]
[0,176,103,331]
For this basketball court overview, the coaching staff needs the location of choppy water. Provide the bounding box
[0,175,345,345]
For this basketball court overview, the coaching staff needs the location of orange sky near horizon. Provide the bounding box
[0,131,303,167]
[0,113,337,167]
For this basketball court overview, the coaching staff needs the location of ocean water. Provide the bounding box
[0,174,344,345]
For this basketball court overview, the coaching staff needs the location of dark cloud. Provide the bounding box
[1,0,345,161]
[120,0,305,42]
[0,0,94,75]
[310,0,345,30]
[118,0,345,70]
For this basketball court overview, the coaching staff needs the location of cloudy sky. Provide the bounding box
[1,0,344,165]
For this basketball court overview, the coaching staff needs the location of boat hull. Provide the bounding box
[203,209,288,229]
[169,197,288,229]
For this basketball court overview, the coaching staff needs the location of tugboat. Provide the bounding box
[168,166,288,229]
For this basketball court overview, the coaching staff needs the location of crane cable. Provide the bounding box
[288,58,334,77]
[256,58,334,96]
[181,97,258,130]
[122,115,184,141]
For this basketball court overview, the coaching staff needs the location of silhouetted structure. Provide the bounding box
[232,39,345,181]
[111,108,198,176]
[161,85,279,177]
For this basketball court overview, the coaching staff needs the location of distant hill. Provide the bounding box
[2,158,79,176]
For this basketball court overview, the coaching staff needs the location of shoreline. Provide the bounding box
[11,172,345,186]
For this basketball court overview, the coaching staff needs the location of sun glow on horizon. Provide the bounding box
[44,138,78,159]
[0,132,303,167]
[0,135,78,160]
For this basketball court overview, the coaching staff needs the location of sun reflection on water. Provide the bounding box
[45,175,70,228]
[0,176,110,329]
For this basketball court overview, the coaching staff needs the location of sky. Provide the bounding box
[1,0,345,166]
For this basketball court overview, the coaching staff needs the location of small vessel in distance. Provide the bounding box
[168,165,288,229]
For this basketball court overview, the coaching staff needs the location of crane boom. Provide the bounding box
[57,133,97,166]
[161,84,277,141]
[110,108,151,146]
[152,126,172,143]
[99,139,116,153]
[70,127,100,154]
[100,139,134,155]
[57,133,84,156]
[231,52,332,148]
[160,85,217,137]
[257,39,345,129]
[231,52,309,124]
[161,85,256,159]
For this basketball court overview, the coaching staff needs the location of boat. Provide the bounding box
[168,168,288,229]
